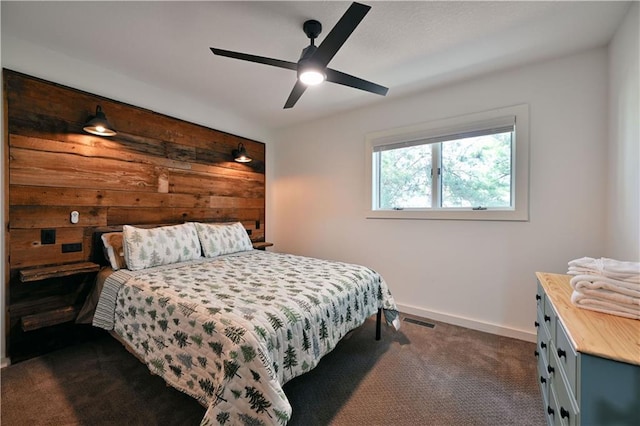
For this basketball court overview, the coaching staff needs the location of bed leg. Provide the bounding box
[376,308,382,341]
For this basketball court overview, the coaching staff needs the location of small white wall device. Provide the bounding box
[70,211,80,224]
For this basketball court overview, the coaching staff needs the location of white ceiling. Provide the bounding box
[1,1,631,132]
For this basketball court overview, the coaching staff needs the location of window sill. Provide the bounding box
[367,208,529,221]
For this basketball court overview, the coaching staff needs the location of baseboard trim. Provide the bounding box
[1,356,11,368]
[396,303,536,343]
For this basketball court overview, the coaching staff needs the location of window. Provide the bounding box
[365,104,529,221]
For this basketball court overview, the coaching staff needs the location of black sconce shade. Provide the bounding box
[83,105,117,136]
[233,143,252,163]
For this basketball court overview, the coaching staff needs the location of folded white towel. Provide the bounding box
[570,274,640,299]
[568,257,640,283]
[568,257,640,274]
[571,290,640,320]
[568,267,640,283]
[573,286,640,307]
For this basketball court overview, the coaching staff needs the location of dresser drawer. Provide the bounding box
[555,320,578,397]
[537,309,551,359]
[536,281,545,310]
[537,345,550,404]
[550,355,579,426]
[547,384,560,426]
[542,295,557,341]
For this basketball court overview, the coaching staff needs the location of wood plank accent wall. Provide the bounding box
[3,69,266,355]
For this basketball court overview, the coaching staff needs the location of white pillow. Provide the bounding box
[194,222,253,258]
[101,232,127,270]
[122,223,202,271]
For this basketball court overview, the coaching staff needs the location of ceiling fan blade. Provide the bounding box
[325,68,388,96]
[311,2,371,68]
[210,47,298,71]
[284,80,308,109]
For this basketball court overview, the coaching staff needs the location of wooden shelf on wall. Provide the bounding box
[19,262,100,283]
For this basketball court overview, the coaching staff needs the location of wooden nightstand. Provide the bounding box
[252,242,273,251]
[14,262,100,332]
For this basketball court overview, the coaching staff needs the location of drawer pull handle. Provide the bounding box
[560,407,570,420]
[536,294,541,301]
[547,406,554,416]
[534,321,539,328]
[540,376,546,384]
[547,365,554,374]
[557,348,566,359]
[540,342,547,349]
[534,350,539,358]
[544,314,551,322]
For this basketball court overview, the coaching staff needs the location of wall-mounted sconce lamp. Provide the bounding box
[83,105,117,136]
[233,143,252,163]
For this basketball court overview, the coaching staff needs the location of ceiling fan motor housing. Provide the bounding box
[299,20,324,81]
[298,44,324,82]
[299,44,318,61]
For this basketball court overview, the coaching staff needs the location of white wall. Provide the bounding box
[270,49,609,341]
[607,3,639,262]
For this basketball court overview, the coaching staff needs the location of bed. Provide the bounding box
[83,222,400,425]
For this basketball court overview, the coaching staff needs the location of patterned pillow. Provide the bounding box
[122,223,202,271]
[194,222,253,258]
[101,232,127,270]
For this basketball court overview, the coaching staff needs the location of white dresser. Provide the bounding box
[535,272,640,426]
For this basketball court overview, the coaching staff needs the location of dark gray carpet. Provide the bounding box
[1,314,545,425]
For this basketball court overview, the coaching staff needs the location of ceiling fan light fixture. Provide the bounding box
[299,69,326,86]
[297,55,326,86]
[83,105,117,137]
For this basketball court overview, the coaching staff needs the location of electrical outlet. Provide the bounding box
[41,229,56,245]
[61,243,82,253]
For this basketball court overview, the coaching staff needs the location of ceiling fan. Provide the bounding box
[210,2,388,109]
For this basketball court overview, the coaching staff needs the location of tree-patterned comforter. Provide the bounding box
[93,250,399,425]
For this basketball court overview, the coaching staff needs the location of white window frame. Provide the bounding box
[365,104,529,221]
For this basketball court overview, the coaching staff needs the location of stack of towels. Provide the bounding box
[567,257,640,320]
